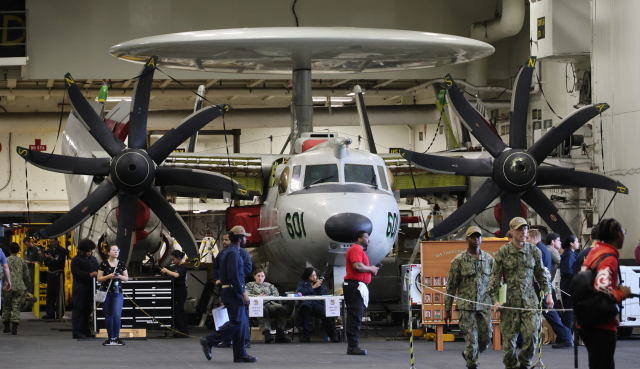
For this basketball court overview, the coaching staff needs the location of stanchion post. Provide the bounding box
[405,271,416,369]
[33,263,40,319]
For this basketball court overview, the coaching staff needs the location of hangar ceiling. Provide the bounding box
[0,77,442,113]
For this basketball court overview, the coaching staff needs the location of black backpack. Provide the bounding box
[571,253,621,327]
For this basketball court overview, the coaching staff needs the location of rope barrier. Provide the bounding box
[407,277,574,312]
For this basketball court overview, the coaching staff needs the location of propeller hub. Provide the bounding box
[493,150,537,192]
[110,149,155,192]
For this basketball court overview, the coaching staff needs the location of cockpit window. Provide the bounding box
[291,165,302,191]
[303,164,339,187]
[344,164,375,186]
[377,165,389,191]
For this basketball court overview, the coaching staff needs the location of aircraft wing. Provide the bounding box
[162,152,288,199]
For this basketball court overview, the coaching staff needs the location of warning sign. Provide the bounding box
[29,139,47,152]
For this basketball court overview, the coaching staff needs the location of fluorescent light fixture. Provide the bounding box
[312,96,353,102]
[95,97,132,102]
[347,89,365,96]
[331,103,344,107]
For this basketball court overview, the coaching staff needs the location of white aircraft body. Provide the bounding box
[21,27,494,295]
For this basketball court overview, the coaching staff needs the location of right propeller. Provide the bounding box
[401,57,628,239]
[17,56,248,266]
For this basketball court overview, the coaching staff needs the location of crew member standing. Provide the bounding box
[43,237,68,320]
[444,226,494,369]
[70,239,98,339]
[2,243,29,335]
[343,230,379,355]
[23,237,43,295]
[161,249,189,338]
[488,217,553,369]
[200,227,257,363]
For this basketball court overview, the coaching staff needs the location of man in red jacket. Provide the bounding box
[579,218,632,369]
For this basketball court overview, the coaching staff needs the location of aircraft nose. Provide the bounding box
[324,213,373,243]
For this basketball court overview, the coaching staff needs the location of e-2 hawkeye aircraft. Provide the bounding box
[17,28,494,298]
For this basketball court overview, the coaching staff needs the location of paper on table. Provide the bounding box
[213,305,229,331]
[499,284,507,305]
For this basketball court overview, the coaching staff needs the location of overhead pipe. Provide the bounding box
[466,0,526,90]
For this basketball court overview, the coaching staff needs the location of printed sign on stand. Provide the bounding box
[325,297,340,317]
[248,298,263,317]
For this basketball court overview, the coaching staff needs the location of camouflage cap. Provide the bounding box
[465,226,482,237]
[509,217,529,230]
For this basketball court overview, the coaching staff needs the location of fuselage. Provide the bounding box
[252,138,400,288]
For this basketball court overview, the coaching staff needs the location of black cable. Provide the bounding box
[473,219,494,235]
[0,133,11,191]
[423,116,442,153]
[534,70,563,120]
[565,63,576,94]
[0,104,7,113]
[292,0,299,26]
[221,114,235,208]
[599,192,616,220]
[600,114,605,173]
[486,88,509,100]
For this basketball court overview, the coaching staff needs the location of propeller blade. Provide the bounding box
[528,103,610,164]
[444,74,508,158]
[155,167,250,197]
[426,178,502,239]
[129,56,157,150]
[17,147,110,176]
[510,57,537,149]
[139,186,200,267]
[500,193,522,237]
[400,149,493,176]
[115,193,138,266]
[37,179,118,239]
[521,186,573,239]
[147,104,229,165]
[354,85,376,153]
[536,166,629,194]
[64,73,126,157]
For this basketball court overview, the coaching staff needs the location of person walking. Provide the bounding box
[211,230,252,349]
[199,227,257,363]
[2,243,29,335]
[444,226,494,369]
[0,247,10,313]
[245,268,291,343]
[578,218,631,369]
[42,237,67,320]
[488,217,553,369]
[559,235,579,331]
[343,230,379,355]
[23,237,43,295]
[70,239,99,339]
[97,245,129,346]
[161,249,189,338]
[525,229,573,349]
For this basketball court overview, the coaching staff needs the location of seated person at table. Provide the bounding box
[245,268,291,344]
[296,267,339,343]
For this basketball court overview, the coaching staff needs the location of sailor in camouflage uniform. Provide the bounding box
[488,217,553,369]
[444,226,494,369]
[245,268,291,343]
[2,243,30,335]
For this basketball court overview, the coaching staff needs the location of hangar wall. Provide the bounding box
[25,0,525,80]
[592,0,640,260]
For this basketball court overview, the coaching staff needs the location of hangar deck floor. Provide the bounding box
[1,313,639,368]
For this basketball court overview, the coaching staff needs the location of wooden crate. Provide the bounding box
[96,328,146,338]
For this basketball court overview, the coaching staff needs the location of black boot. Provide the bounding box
[263,330,274,343]
[275,329,291,343]
[11,322,18,335]
[3,321,10,333]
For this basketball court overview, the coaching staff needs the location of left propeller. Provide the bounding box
[17,56,247,266]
